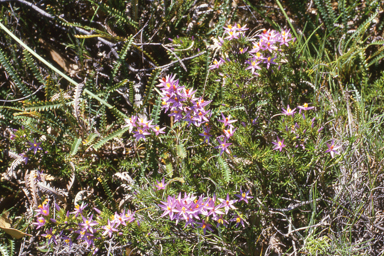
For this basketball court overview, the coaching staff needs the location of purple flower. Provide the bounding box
[217,113,237,127]
[28,138,42,155]
[218,194,237,214]
[245,58,262,75]
[133,128,151,141]
[62,236,73,247]
[325,139,341,158]
[262,41,277,53]
[124,210,135,223]
[113,210,129,227]
[223,126,237,138]
[264,55,277,69]
[184,216,198,228]
[80,214,98,233]
[215,214,229,227]
[71,202,87,218]
[209,58,225,70]
[231,215,245,228]
[282,105,296,116]
[19,153,28,164]
[32,217,46,229]
[272,137,286,152]
[224,30,239,40]
[122,116,137,132]
[159,196,176,220]
[199,127,212,143]
[36,203,50,216]
[42,228,57,245]
[199,219,213,235]
[239,47,248,54]
[215,137,232,156]
[298,103,314,111]
[235,189,253,204]
[155,177,167,190]
[83,234,95,248]
[152,125,166,136]
[102,219,118,238]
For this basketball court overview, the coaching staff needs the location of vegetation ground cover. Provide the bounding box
[1,0,384,255]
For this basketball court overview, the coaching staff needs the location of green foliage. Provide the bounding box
[1,0,384,255]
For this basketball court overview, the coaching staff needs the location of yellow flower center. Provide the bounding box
[39,219,44,223]
[268,57,271,61]
[242,193,246,198]
[166,83,171,88]
[304,103,308,108]
[252,61,256,66]
[46,234,52,239]
[236,217,241,223]
[34,144,37,147]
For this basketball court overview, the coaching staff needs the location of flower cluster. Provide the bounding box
[157,74,211,127]
[32,200,136,254]
[210,25,294,76]
[273,103,341,156]
[273,103,316,152]
[223,23,248,41]
[245,29,293,75]
[214,113,238,155]
[158,190,252,234]
[123,115,165,141]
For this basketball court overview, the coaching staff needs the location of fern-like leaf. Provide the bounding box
[23,49,45,85]
[0,244,10,256]
[112,36,134,79]
[73,82,84,119]
[218,156,231,183]
[140,69,160,111]
[0,48,32,97]
[70,137,82,156]
[93,127,129,150]
[150,96,162,125]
